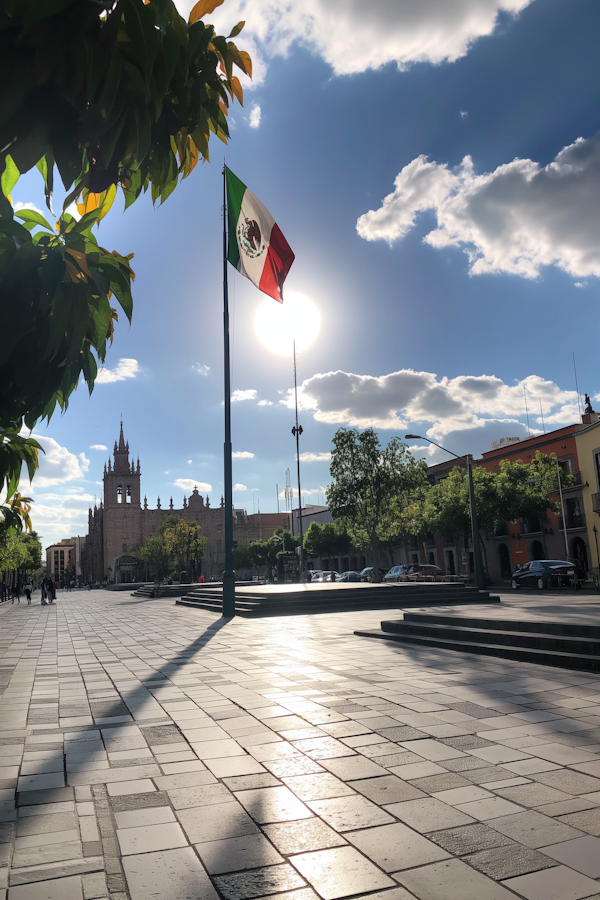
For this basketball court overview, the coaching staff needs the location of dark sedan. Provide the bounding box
[511,559,585,590]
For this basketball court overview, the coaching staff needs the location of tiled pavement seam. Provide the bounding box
[4,594,600,899]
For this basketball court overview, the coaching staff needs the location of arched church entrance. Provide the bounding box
[498,543,512,578]
[572,537,589,573]
[530,540,544,561]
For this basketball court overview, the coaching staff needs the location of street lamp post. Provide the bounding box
[405,434,486,591]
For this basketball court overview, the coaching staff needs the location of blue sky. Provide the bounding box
[14,0,600,548]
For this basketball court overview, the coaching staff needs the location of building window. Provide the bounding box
[122,543,127,553]
[126,485,131,504]
[117,485,122,503]
[54,550,59,574]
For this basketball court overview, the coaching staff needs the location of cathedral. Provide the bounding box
[82,423,289,583]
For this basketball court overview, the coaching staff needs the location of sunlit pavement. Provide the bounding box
[3,590,600,899]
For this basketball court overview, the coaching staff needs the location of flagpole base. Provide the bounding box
[222,570,235,617]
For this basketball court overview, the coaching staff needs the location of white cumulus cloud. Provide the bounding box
[357,134,600,279]
[173,479,212,492]
[30,436,90,488]
[193,363,210,376]
[89,444,108,451]
[182,0,533,83]
[96,358,139,384]
[233,451,255,459]
[249,104,261,128]
[233,483,248,491]
[258,399,274,406]
[232,389,258,402]
[14,201,46,216]
[299,452,331,462]
[287,368,580,441]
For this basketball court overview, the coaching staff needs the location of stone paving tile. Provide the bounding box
[214,862,306,900]
[396,857,517,899]
[290,846,394,900]
[7,591,600,900]
[502,864,600,900]
[346,822,449,871]
[262,819,346,854]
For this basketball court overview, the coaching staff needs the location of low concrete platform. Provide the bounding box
[176,581,501,617]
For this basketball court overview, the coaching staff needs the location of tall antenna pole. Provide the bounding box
[523,384,531,437]
[573,352,583,420]
[539,399,545,434]
[291,339,305,581]
[276,483,279,514]
[222,166,235,616]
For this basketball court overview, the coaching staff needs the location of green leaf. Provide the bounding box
[1,154,20,198]
[227,21,245,39]
[14,209,53,231]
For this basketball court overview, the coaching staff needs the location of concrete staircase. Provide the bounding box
[356,611,600,671]
[175,583,500,618]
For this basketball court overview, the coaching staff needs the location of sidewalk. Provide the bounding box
[3,591,600,899]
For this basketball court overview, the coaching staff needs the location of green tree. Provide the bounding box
[0,0,251,511]
[232,544,252,571]
[421,452,570,574]
[162,518,206,576]
[303,522,351,560]
[138,535,169,576]
[0,527,41,585]
[327,428,429,581]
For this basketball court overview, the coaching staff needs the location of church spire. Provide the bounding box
[118,419,126,452]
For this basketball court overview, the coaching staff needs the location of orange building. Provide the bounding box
[479,424,590,580]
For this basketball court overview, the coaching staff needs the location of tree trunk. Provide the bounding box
[370,536,381,582]
[479,533,489,578]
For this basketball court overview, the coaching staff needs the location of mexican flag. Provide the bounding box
[226,167,295,303]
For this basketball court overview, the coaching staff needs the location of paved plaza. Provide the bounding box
[4,592,600,899]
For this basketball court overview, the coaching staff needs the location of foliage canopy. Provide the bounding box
[327,428,429,580]
[0,0,250,518]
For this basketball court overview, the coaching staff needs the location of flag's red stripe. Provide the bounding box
[258,223,295,302]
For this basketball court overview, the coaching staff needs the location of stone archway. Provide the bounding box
[498,543,512,578]
[572,537,589,573]
[530,540,544,561]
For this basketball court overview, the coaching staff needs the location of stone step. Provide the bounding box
[176,588,500,618]
[355,610,600,672]
[381,618,600,655]
[355,626,600,672]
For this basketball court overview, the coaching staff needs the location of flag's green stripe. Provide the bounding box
[226,167,246,269]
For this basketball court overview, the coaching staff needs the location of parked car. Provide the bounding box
[310,570,323,582]
[357,567,389,582]
[339,571,360,582]
[311,571,340,583]
[511,559,585,590]
[383,565,413,583]
[407,564,446,581]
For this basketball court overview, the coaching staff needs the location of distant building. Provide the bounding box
[46,536,85,584]
[81,423,290,583]
[291,505,332,534]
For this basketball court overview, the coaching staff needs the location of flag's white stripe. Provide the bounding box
[235,188,275,287]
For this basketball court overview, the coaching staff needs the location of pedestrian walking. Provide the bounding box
[50,580,56,603]
[0,579,6,603]
[12,582,21,604]
[24,578,33,604]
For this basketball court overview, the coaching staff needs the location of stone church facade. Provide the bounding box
[82,424,289,582]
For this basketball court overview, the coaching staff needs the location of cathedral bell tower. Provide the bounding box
[103,422,141,509]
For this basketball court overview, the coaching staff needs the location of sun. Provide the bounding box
[254,292,321,356]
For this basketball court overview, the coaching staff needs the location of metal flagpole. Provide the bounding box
[222,165,235,616]
[291,339,304,581]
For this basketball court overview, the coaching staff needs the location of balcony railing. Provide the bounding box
[558,513,586,530]
[521,519,542,535]
[559,471,583,489]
